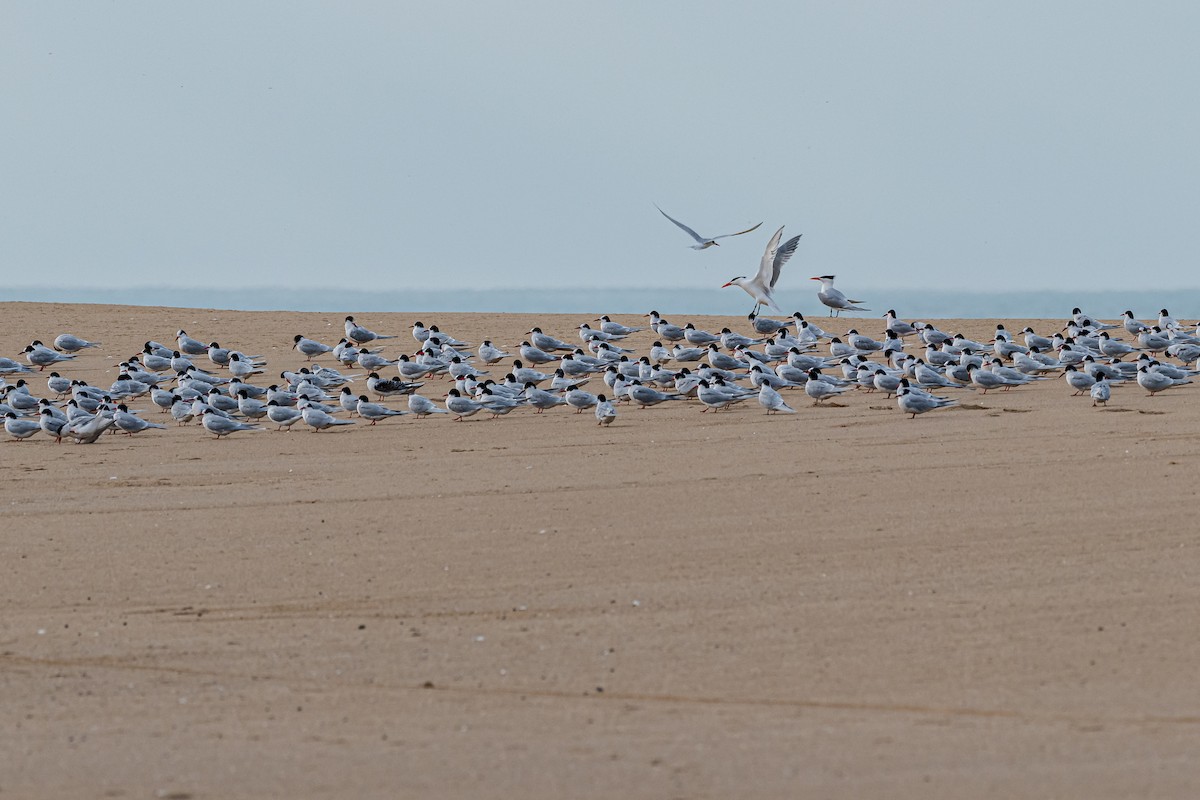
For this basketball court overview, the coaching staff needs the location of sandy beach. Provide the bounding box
[2,302,1198,799]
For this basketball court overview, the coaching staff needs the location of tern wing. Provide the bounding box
[710,221,764,241]
[770,234,802,289]
[754,227,786,286]
[655,205,705,244]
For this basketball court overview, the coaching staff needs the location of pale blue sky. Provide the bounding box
[4,2,1200,297]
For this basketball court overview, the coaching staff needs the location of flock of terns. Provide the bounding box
[0,208,1194,441]
[2,301,1197,444]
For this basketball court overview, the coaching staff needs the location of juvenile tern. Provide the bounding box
[655,205,763,249]
[722,226,802,315]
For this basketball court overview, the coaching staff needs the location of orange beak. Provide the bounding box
[721,282,732,288]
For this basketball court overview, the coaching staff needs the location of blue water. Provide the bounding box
[5,285,1199,320]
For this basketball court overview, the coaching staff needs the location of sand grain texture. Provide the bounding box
[2,303,1198,799]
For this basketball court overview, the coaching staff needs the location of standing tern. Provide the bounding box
[114,405,168,435]
[344,316,395,344]
[293,335,334,360]
[1136,365,1192,395]
[201,410,262,438]
[896,386,957,418]
[811,275,870,316]
[299,398,355,431]
[445,388,485,420]
[4,412,41,440]
[655,205,762,249]
[176,331,209,355]
[356,396,408,424]
[722,226,802,316]
[596,316,644,336]
[595,394,617,425]
[757,383,796,414]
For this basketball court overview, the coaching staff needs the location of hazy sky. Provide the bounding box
[5,2,1200,297]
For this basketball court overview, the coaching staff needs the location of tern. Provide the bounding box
[1063,365,1097,395]
[757,383,796,414]
[344,316,395,344]
[722,226,802,315]
[201,410,262,438]
[68,413,118,443]
[299,398,355,431]
[655,205,763,249]
[176,330,209,355]
[804,370,850,404]
[565,388,598,413]
[524,382,566,413]
[445,388,485,420]
[265,400,304,430]
[595,394,617,425]
[404,394,445,418]
[1137,365,1192,396]
[811,275,869,316]
[896,386,957,418]
[356,396,408,424]
[528,328,574,353]
[4,411,41,441]
[53,334,101,352]
[1090,378,1111,407]
[478,340,511,364]
[113,405,168,435]
[626,381,686,408]
[596,316,644,336]
[293,335,334,360]
[23,344,75,370]
[39,408,68,442]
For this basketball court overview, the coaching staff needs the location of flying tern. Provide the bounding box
[655,205,763,249]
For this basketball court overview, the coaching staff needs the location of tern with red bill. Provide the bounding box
[722,226,802,316]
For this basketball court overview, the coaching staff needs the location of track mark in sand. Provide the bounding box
[1001,408,1032,413]
[955,403,988,411]
[5,652,1198,730]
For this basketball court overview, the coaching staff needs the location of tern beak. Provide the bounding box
[721,282,732,288]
